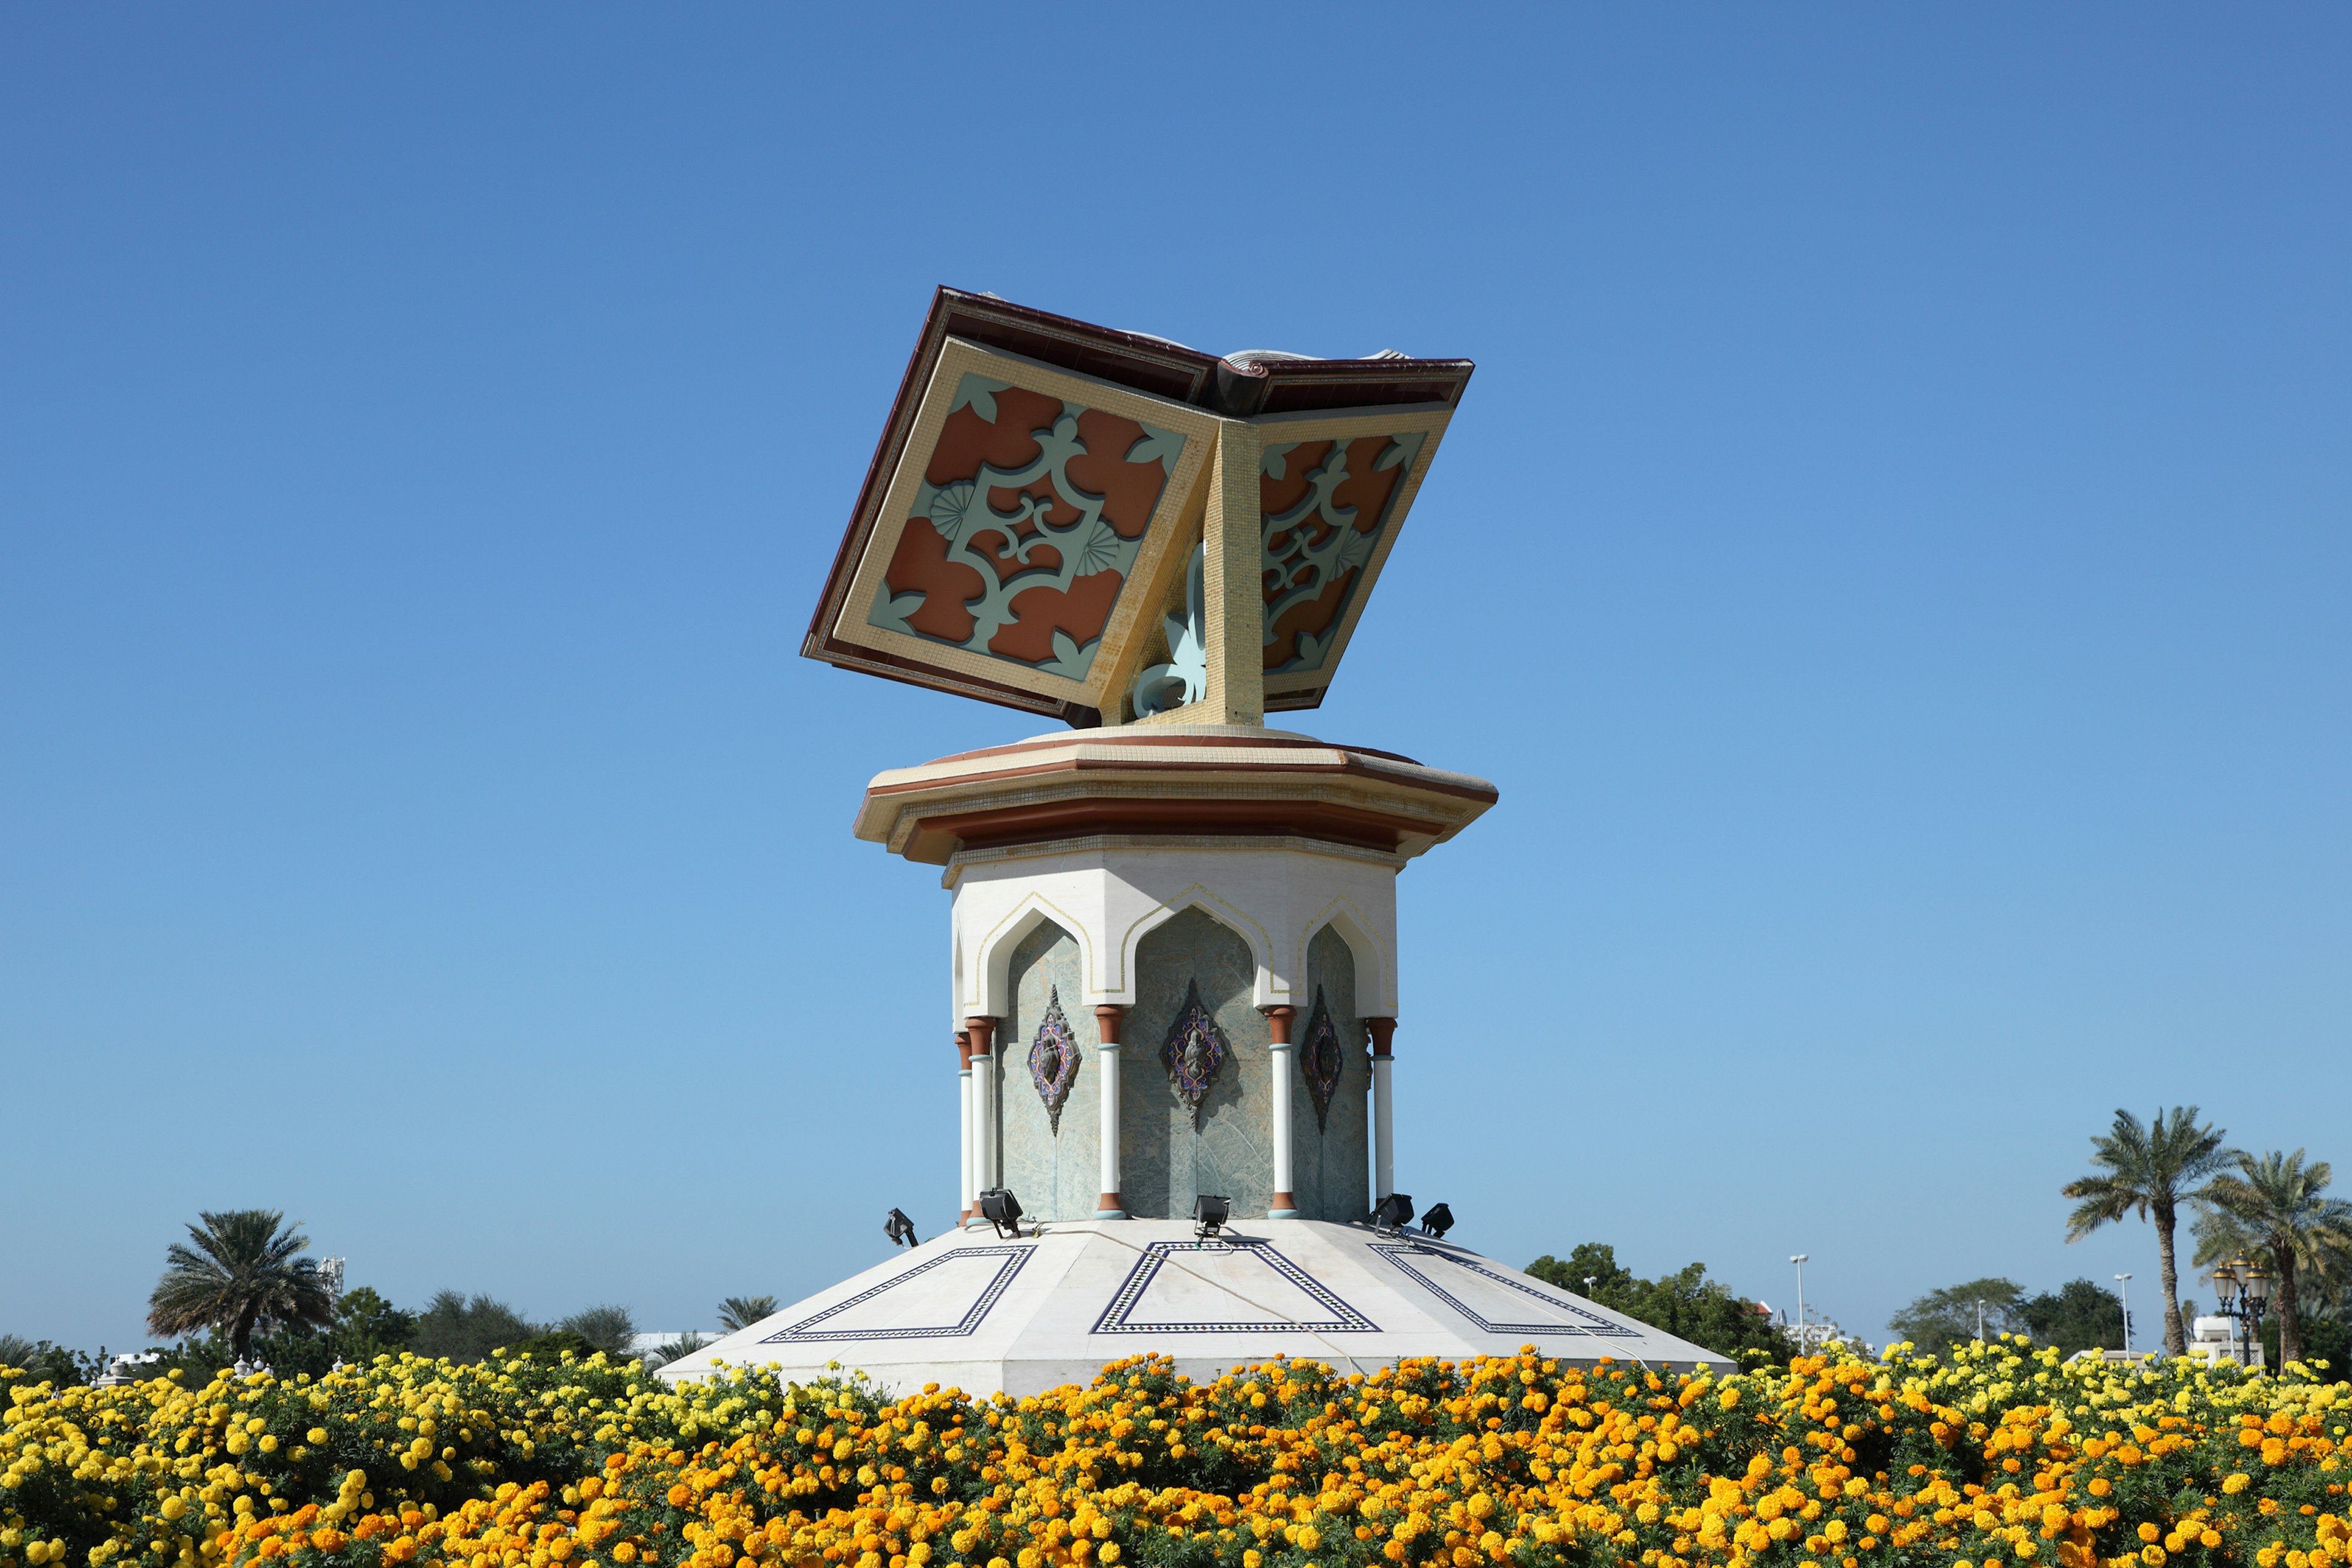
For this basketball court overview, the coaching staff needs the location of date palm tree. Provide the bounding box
[146,1210,334,1361]
[717,1295,777,1333]
[2062,1107,2230,1355]
[2196,1150,2352,1368]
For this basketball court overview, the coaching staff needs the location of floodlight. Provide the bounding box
[1372,1193,1415,1234]
[977,1188,1025,1240]
[884,1208,919,1248]
[1192,1194,1232,1239]
[1419,1203,1454,1240]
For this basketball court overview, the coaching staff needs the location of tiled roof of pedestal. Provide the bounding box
[853,723,1498,866]
[803,290,1474,722]
[655,1218,1732,1400]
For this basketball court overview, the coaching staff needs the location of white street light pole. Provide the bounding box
[2115,1273,2133,1354]
[1790,1254,1809,1346]
[1975,1298,1986,1342]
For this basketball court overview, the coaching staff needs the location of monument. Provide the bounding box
[659,290,1727,1394]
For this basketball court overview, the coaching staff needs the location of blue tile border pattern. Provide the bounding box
[758,1246,1035,1343]
[1092,1240,1380,1335]
[1371,1242,1641,1338]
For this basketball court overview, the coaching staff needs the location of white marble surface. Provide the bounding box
[656,1219,1733,1398]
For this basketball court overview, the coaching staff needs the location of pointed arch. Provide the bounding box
[1115,884,1277,1005]
[965,892,1094,1019]
[1298,894,1394,1017]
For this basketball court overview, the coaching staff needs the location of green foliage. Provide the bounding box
[407,1291,540,1364]
[0,1336,97,1387]
[1886,1276,2030,1352]
[142,1283,418,1382]
[1525,1242,1791,1363]
[2196,1147,2352,1366]
[556,1304,636,1359]
[145,1209,336,1360]
[2018,1276,2127,1355]
[503,1330,604,1363]
[716,1295,777,1333]
[2061,1105,2230,1354]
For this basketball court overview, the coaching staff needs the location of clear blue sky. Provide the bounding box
[4,7,2346,1356]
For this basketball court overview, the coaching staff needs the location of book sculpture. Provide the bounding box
[662,291,1725,1395]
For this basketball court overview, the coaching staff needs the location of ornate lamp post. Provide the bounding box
[2209,1254,2274,1369]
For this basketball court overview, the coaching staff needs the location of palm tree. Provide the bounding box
[2196,1150,2352,1368]
[2062,1107,2230,1355]
[717,1295,777,1333]
[146,1210,334,1361]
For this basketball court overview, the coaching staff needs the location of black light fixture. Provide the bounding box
[1372,1193,1415,1234]
[977,1187,1025,1239]
[884,1208,919,1248]
[1419,1202,1454,1240]
[1193,1194,1232,1240]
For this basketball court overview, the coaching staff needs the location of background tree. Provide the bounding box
[0,1336,96,1387]
[2062,1106,2230,1355]
[2019,1278,2127,1355]
[559,1305,636,1359]
[647,1332,711,1368]
[2192,1202,2351,1373]
[717,1296,777,1333]
[1887,1278,2029,1352]
[408,1292,540,1364]
[145,1210,334,1361]
[1527,1243,1791,1363]
[2195,1148,2352,1368]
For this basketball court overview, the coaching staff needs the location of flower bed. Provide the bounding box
[4,1338,2346,1568]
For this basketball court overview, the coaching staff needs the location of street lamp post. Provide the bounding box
[1790,1255,1809,1348]
[1975,1298,1986,1343]
[2209,1255,2275,1370]
[2114,1273,2133,1353]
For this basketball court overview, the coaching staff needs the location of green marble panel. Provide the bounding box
[1121,908,1271,1221]
[1292,924,1370,1222]
[996,919,1097,1222]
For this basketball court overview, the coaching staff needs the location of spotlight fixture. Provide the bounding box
[977,1187,1025,1239]
[884,1208,919,1248]
[1193,1194,1232,1240]
[1371,1192,1415,1234]
[1419,1202,1454,1240]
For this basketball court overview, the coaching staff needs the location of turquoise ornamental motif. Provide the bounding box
[868,374,1185,680]
[1128,543,1207,718]
[1259,432,1425,673]
[1027,986,1080,1136]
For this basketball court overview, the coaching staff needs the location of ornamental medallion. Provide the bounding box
[1160,979,1229,1125]
[1301,984,1345,1132]
[1027,986,1080,1135]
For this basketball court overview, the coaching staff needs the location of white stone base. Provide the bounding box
[655,1219,1732,1398]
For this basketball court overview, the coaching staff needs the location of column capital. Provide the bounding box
[1365,1016,1397,1058]
[956,1029,972,1070]
[1261,1004,1297,1046]
[964,1016,998,1055]
[1093,1003,1127,1046]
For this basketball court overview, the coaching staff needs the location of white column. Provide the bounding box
[1265,1006,1299,1217]
[957,1030,974,1223]
[1368,1017,1396,1204]
[1092,1003,1126,1217]
[966,1017,998,1223]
